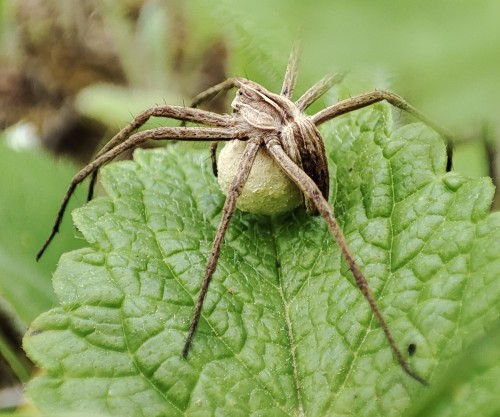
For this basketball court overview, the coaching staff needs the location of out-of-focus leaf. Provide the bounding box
[0,141,85,326]
[405,320,500,417]
[194,0,500,132]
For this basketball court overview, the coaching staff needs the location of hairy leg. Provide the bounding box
[264,136,428,386]
[87,106,232,200]
[210,141,219,177]
[190,78,240,109]
[295,72,346,111]
[312,90,453,170]
[179,79,241,179]
[182,137,263,357]
[37,126,241,261]
[97,106,230,160]
[280,42,301,99]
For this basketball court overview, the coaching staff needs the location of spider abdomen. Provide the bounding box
[280,117,330,215]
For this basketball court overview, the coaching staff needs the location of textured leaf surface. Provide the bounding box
[23,104,500,416]
[406,319,500,417]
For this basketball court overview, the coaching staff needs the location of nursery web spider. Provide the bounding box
[37,45,452,386]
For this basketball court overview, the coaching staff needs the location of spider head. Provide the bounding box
[232,79,295,131]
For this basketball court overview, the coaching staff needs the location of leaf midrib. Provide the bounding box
[270,219,304,417]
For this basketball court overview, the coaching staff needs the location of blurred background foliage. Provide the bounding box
[0,0,498,413]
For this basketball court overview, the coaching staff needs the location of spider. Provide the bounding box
[37,45,452,386]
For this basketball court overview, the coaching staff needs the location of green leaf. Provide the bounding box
[405,319,500,417]
[0,140,86,385]
[23,102,500,416]
[0,141,85,326]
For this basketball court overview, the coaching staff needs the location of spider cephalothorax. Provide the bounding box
[225,78,329,215]
[37,45,452,386]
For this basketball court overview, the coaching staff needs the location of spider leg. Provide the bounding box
[295,72,346,111]
[210,141,219,177]
[280,42,301,99]
[180,78,240,129]
[312,90,454,171]
[87,105,232,201]
[37,126,240,261]
[95,106,230,159]
[190,78,240,109]
[178,78,241,178]
[182,136,263,357]
[87,169,99,201]
[264,137,429,386]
